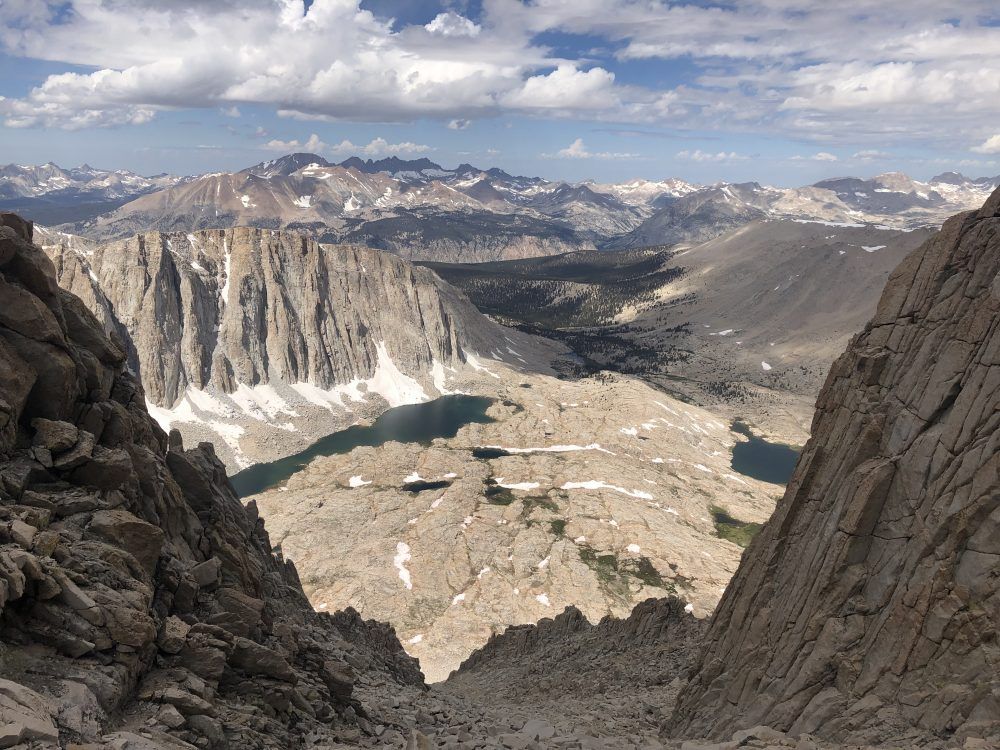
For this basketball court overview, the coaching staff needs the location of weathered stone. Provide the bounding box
[158,616,191,655]
[87,509,164,576]
[6,518,36,548]
[52,430,95,470]
[156,703,186,729]
[0,679,59,747]
[31,418,79,453]
[228,637,297,684]
[71,446,133,490]
[190,558,221,589]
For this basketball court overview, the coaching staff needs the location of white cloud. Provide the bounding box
[853,149,890,161]
[448,118,471,130]
[503,66,618,112]
[0,0,998,155]
[221,106,241,118]
[262,133,430,157]
[424,12,480,38]
[677,149,748,163]
[550,138,637,159]
[790,152,838,162]
[264,133,329,153]
[972,135,1000,154]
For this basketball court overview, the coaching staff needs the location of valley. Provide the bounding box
[427,217,933,439]
[2,1,997,745]
[248,363,787,681]
[21,174,950,688]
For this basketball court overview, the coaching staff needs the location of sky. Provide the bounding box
[1,0,999,186]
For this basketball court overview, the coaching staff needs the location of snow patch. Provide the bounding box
[394,543,413,590]
[482,443,615,455]
[561,480,653,500]
[349,476,372,488]
[369,342,428,407]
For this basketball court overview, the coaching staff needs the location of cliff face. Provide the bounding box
[37,227,561,468]
[0,214,423,748]
[670,189,1000,743]
[41,227,520,408]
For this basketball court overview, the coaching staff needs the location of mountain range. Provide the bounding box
[3,155,996,264]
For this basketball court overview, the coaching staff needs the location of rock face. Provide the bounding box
[670,188,1000,743]
[0,213,425,747]
[39,226,561,467]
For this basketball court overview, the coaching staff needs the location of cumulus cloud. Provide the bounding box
[263,133,431,157]
[448,119,471,130]
[972,135,1000,154]
[677,149,748,163]
[0,0,998,155]
[549,138,637,159]
[0,1,627,129]
[790,152,838,162]
[424,12,480,37]
[853,149,890,161]
[503,66,618,112]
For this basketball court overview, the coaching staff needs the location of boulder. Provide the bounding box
[0,679,59,748]
[52,430,95,471]
[228,637,297,683]
[158,616,191,655]
[31,418,78,453]
[86,509,165,576]
[70,446,133,490]
[190,557,221,589]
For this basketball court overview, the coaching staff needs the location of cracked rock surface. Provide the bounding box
[669,187,1000,744]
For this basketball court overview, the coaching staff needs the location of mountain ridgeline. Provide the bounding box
[4,155,996,265]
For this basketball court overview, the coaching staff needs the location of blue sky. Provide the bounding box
[1,1,999,185]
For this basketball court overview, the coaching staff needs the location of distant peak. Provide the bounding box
[338,156,445,174]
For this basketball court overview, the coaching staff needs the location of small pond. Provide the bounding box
[230,395,494,497]
[730,420,800,485]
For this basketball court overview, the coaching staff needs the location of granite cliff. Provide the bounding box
[39,227,560,467]
[667,187,1000,742]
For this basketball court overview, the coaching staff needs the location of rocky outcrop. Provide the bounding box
[43,227,528,408]
[669,188,1000,743]
[39,227,561,467]
[0,213,424,748]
